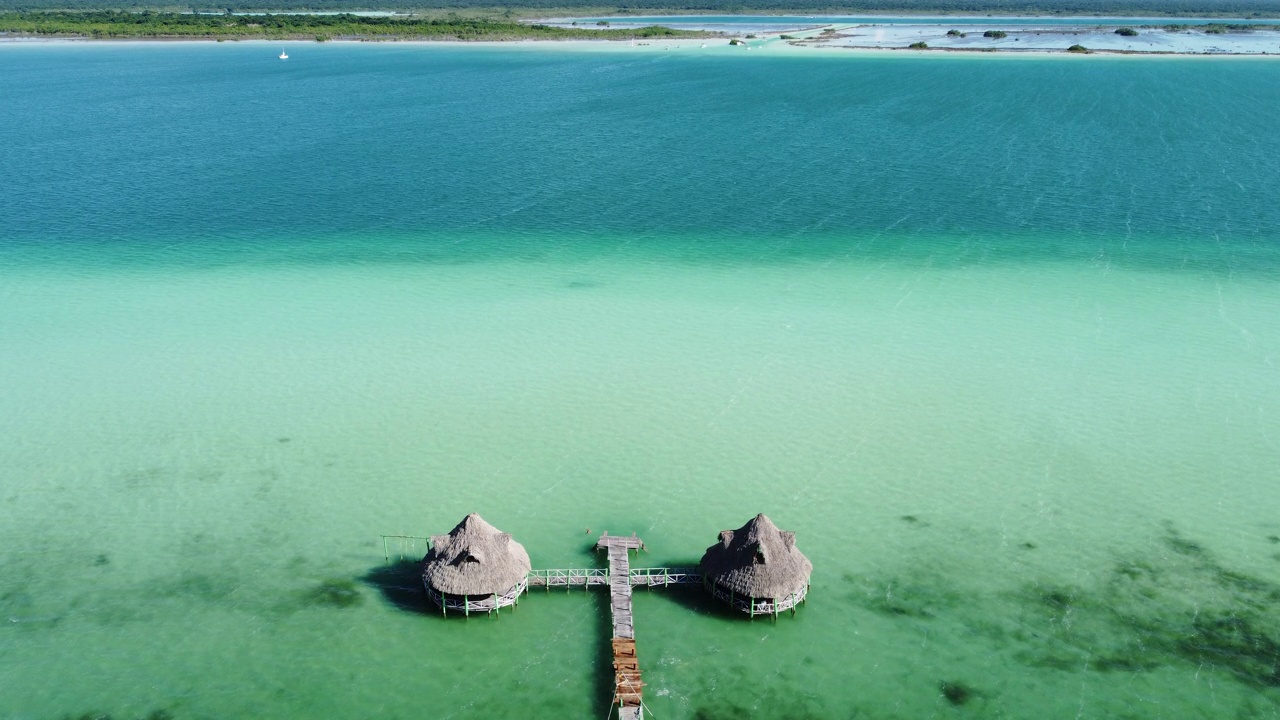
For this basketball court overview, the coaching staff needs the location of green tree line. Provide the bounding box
[0,9,711,38]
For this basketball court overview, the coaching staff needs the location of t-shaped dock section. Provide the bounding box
[597,532,646,719]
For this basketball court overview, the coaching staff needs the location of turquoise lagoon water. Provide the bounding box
[1,44,1280,719]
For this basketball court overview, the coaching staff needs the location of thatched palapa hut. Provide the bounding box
[422,513,531,616]
[699,513,812,618]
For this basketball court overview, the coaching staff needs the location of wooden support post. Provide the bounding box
[464,595,469,618]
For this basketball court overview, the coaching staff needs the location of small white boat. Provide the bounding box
[279,48,288,60]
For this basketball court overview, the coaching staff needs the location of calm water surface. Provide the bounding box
[1,43,1279,720]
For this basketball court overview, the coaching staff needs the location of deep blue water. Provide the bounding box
[3,44,1279,273]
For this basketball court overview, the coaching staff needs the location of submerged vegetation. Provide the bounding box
[0,10,709,40]
[304,577,364,608]
[938,681,974,706]
[845,519,1280,703]
[60,711,174,720]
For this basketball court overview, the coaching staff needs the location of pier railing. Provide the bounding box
[424,578,528,617]
[527,568,611,588]
[526,567,702,588]
[628,567,701,587]
[703,579,808,617]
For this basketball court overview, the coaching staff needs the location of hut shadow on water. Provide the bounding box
[647,566,747,622]
[361,559,433,616]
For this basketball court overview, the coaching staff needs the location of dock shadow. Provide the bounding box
[639,561,750,622]
[652,583,748,621]
[590,587,618,720]
[361,559,433,615]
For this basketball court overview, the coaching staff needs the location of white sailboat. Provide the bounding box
[279,48,289,60]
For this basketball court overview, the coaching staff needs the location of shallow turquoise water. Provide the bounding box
[1,44,1279,720]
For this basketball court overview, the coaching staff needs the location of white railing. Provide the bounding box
[704,579,808,616]
[424,578,528,615]
[526,568,611,587]
[419,565,807,617]
[526,567,702,588]
[628,567,701,586]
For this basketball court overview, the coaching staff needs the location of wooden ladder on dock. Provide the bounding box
[597,532,646,720]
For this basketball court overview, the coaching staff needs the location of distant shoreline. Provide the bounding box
[3,9,1278,54]
[4,34,1279,57]
[0,10,714,42]
[8,3,1280,20]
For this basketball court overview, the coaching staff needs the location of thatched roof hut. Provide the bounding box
[422,514,531,615]
[699,513,812,616]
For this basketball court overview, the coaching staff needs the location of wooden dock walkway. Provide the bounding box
[597,532,646,720]
[523,559,699,719]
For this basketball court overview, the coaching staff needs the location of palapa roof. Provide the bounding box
[699,513,812,599]
[423,514,531,596]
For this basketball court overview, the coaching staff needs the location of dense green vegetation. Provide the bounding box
[982,28,1006,37]
[1114,25,1136,33]
[1157,21,1276,30]
[907,39,926,46]
[0,9,709,38]
[1066,41,1088,50]
[1,0,1279,18]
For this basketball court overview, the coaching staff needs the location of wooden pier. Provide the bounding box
[598,532,645,720]
[404,513,810,719]
[403,527,704,720]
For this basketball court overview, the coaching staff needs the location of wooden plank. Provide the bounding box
[586,534,650,715]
